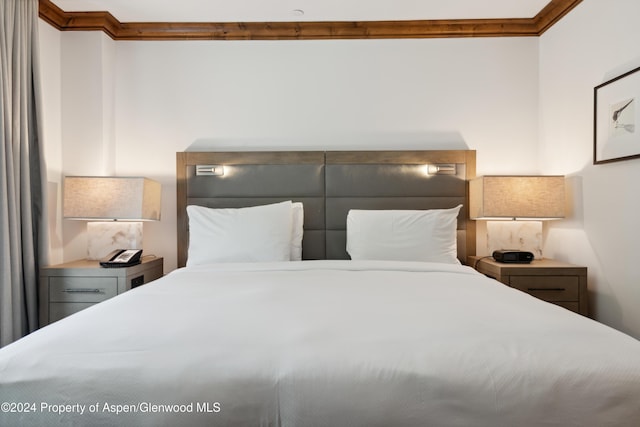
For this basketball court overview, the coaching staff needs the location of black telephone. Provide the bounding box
[100,249,143,268]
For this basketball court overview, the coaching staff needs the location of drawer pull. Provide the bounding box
[528,287,565,292]
[64,288,104,294]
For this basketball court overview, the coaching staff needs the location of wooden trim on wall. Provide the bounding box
[39,0,582,41]
[534,0,583,34]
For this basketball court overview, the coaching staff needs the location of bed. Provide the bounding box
[1,150,639,427]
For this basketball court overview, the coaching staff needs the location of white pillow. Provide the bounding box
[187,201,293,265]
[291,202,304,261]
[346,205,462,264]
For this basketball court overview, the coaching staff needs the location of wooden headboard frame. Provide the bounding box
[176,150,476,268]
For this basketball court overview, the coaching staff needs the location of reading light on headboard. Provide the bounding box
[427,164,457,175]
[196,165,225,176]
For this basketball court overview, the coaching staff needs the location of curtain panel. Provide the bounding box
[0,0,47,346]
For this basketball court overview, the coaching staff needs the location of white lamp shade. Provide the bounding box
[63,176,161,221]
[469,176,565,220]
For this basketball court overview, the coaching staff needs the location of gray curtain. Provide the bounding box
[0,0,47,346]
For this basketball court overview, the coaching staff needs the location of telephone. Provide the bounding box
[100,249,143,268]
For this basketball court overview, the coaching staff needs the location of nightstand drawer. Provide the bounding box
[49,303,95,322]
[467,257,588,316]
[49,277,118,303]
[40,257,164,327]
[554,301,580,312]
[510,276,579,302]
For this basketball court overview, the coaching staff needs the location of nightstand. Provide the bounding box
[468,256,588,316]
[39,257,163,327]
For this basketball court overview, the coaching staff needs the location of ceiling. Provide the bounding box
[40,0,583,40]
[49,0,551,23]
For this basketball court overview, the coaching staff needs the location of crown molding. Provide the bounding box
[38,0,582,41]
[535,0,582,34]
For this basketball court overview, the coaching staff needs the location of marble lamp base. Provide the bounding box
[486,220,543,259]
[87,222,143,260]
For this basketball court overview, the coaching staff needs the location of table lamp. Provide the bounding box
[469,175,565,259]
[63,176,161,260]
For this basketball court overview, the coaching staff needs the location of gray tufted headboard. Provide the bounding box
[176,150,476,268]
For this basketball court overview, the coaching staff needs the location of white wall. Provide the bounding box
[38,20,63,265]
[539,0,640,338]
[57,32,120,260]
[38,34,540,272]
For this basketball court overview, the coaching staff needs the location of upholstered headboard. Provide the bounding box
[176,150,476,268]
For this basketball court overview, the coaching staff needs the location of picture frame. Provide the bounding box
[594,66,640,164]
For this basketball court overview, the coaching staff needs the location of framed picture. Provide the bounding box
[594,65,640,164]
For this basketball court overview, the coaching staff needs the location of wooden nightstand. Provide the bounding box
[39,257,163,327]
[468,256,588,316]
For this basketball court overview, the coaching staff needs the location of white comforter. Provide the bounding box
[1,261,640,426]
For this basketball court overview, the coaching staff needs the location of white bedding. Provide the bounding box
[1,261,640,426]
